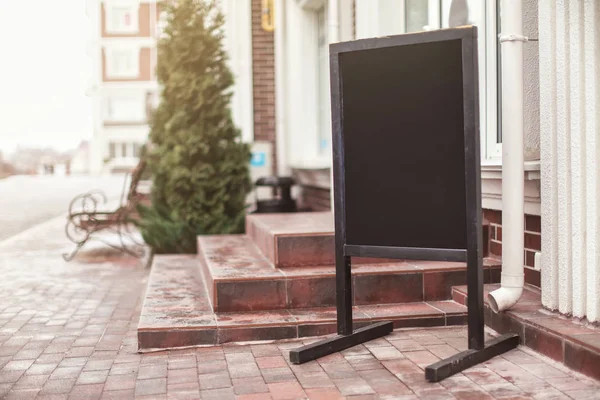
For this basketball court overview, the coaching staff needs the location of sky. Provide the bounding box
[0,0,92,154]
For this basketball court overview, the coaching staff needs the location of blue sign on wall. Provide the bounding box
[251,152,266,167]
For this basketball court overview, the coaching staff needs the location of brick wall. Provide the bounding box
[299,186,331,211]
[251,0,277,174]
[483,209,542,288]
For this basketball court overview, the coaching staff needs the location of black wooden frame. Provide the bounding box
[289,26,518,381]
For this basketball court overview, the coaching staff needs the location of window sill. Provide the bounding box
[104,29,141,35]
[481,160,541,180]
[291,165,331,189]
[291,160,542,215]
[104,121,147,127]
[296,0,327,11]
[288,157,331,171]
[481,160,541,215]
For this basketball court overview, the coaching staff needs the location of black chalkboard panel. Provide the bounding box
[340,39,467,251]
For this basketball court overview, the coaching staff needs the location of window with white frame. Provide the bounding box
[317,5,331,156]
[402,0,501,159]
[355,0,501,159]
[405,0,430,32]
[104,95,146,122]
[105,47,140,78]
[106,4,139,34]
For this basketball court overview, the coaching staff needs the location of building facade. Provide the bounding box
[222,0,542,264]
[86,0,162,174]
[83,0,599,323]
[221,0,600,323]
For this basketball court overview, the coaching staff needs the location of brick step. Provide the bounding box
[246,212,335,268]
[246,212,491,268]
[246,212,398,267]
[138,255,470,350]
[198,234,501,313]
[451,284,600,381]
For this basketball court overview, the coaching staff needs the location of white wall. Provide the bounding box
[540,0,600,322]
[221,0,254,143]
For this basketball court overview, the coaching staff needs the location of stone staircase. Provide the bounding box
[138,212,501,350]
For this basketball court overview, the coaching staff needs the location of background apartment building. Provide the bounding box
[86,0,163,174]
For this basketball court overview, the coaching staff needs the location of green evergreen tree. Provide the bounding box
[137,0,252,254]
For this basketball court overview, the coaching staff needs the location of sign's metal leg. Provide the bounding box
[289,256,393,364]
[425,333,520,382]
[337,255,353,335]
[289,321,393,364]
[423,250,519,381]
[424,201,519,381]
[467,247,485,350]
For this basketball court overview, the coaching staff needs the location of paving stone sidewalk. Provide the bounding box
[0,217,599,399]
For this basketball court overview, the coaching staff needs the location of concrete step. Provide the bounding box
[246,212,491,268]
[246,212,399,268]
[138,255,470,350]
[246,212,335,268]
[198,234,501,313]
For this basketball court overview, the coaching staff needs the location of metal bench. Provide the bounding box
[63,160,148,261]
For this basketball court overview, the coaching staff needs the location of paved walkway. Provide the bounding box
[1,218,599,399]
[0,175,125,241]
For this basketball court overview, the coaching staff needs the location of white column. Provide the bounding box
[222,0,254,143]
[583,0,600,322]
[540,0,600,322]
[281,2,320,167]
[555,0,572,314]
[328,0,340,43]
[274,0,288,175]
[568,0,585,318]
[539,0,559,310]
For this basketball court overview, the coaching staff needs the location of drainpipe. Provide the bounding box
[274,0,288,176]
[488,0,526,313]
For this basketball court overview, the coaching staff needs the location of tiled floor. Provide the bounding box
[1,217,599,399]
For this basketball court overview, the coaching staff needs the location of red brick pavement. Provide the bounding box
[0,218,599,399]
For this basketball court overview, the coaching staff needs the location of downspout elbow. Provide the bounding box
[488,274,524,313]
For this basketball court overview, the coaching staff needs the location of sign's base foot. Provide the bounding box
[425,333,520,382]
[289,321,393,364]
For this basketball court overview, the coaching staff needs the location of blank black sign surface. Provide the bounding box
[341,39,467,250]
